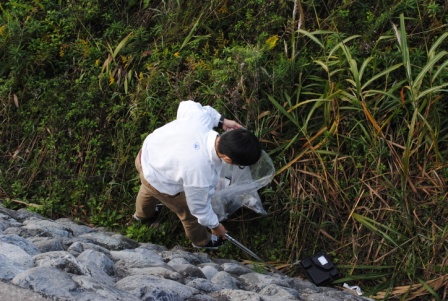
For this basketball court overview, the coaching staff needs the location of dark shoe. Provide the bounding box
[132,214,154,223]
[192,235,225,250]
[127,204,163,226]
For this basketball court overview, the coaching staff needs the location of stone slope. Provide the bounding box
[0,205,372,301]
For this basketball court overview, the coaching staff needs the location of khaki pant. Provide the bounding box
[134,151,211,246]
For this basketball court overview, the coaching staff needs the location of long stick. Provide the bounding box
[225,233,284,276]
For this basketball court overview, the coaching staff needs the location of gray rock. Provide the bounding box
[79,256,117,286]
[0,207,20,221]
[0,214,21,231]
[186,278,225,293]
[0,281,51,301]
[33,251,86,275]
[23,218,74,238]
[301,293,340,301]
[211,271,241,289]
[12,266,79,299]
[209,288,263,300]
[77,249,116,276]
[116,274,198,300]
[127,266,183,281]
[199,264,220,280]
[16,209,48,222]
[0,234,40,255]
[67,241,111,257]
[79,231,138,250]
[0,241,34,269]
[170,263,207,281]
[1,226,35,237]
[72,275,141,301]
[222,262,254,275]
[168,256,190,265]
[17,227,48,238]
[259,283,300,300]
[0,253,26,280]
[187,295,216,301]
[28,237,65,252]
[138,242,169,252]
[111,247,166,269]
[162,248,211,265]
[55,218,95,236]
[239,272,292,292]
[292,277,322,293]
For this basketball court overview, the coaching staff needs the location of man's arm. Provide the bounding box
[177,100,242,131]
[177,100,220,129]
[184,185,227,239]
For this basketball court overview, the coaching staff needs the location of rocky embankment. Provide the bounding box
[0,204,372,301]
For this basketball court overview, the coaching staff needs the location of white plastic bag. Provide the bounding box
[211,151,275,221]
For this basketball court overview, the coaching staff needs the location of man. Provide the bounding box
[132,100,262,249]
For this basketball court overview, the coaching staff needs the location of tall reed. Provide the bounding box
[265,13,448,300]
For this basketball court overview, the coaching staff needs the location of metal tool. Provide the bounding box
[224,233,284,275]
[225,233,265,262]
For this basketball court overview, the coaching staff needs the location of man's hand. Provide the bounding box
[211,223,227,239]
[222,119,242,131]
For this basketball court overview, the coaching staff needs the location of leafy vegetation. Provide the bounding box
[1,1,447,300]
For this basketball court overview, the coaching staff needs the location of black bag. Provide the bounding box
[300,252,342,286]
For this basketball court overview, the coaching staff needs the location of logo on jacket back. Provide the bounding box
[193,142,200,150]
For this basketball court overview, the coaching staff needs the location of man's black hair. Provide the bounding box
[218,128,262,166]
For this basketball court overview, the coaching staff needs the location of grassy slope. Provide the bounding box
[1,1,447,299]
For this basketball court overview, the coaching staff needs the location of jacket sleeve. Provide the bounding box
[177,100,221,129]
[183,185,220,229]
